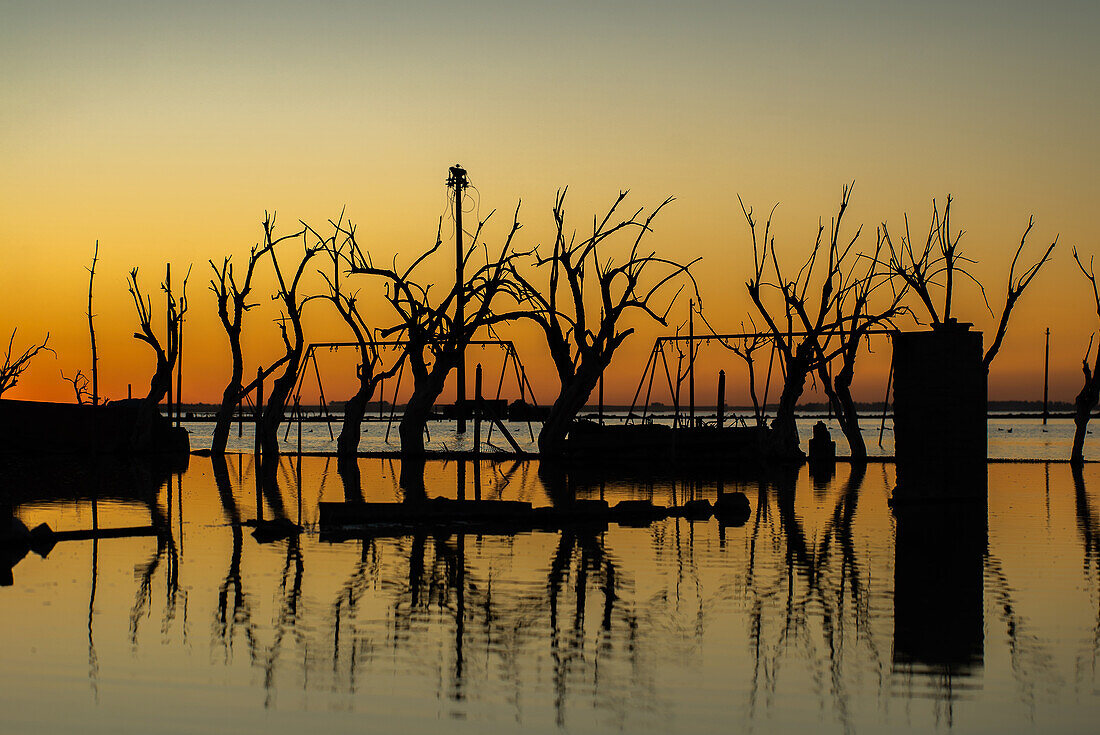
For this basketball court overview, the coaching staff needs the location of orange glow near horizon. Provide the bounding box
[2,2,1098,408]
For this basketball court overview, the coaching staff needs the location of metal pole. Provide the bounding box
[1043,327,1050,425]
[599,371,604,425]
[449,165,469,434]
[89,240,99,407]
[165,263,172,424]
[176,312,183,427]
[717,370,725,429]
[688,299,695,426]
[473,363,482,457]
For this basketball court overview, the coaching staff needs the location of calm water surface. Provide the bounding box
[2,457,1099,734]
[183,415,1090,461]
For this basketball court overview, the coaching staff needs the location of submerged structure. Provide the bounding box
[891,323,987,501]
[0,398,189,458]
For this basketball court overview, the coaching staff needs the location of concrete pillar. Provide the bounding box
[892,323,986,501]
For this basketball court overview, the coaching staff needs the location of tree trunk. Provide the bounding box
[211,338,243,456]
[398,364,451,457]
[833,357,867,462]
[337,382,371,457]
[259,352,301,458]
[770,345,812,460]
[132,354,171,451]
[1072,378,1098,465]
[538,360,605,458]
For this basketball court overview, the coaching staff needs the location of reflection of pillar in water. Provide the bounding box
[892,490,987,682]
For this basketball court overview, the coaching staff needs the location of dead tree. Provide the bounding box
[61,369,92,404]
[350,207,526,457]
[509,189,699,456]
[128,267,188,405]
[742,186,903,459]
[813,228,908,461]
[700,314,767,427]
[984,217,1057,369]
[308,217,405,458]
[1071,249,1100,465]
[88,241,100,405]
[208,214,298,455]
[128,267,188,447]
[0,330,52,397]
[882,196,1056,368]
[256,226,321,457]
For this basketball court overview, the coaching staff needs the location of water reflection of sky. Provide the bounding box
[2,458,1099,733]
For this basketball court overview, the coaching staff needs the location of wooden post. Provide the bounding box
[378,376,385,418]
[254,366,263,457]
[717,370,725,429]
[688,299,695,426]
[127,384,132,400]
[473,363,482,457]
[1043,327,1050,425]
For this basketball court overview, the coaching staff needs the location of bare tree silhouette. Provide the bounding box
[509,189,699,456]
[742,186,902,458]
[208,214,299,455]
[127,267,187,449]
[128,267,188,406]
[307,217,405,458]
[61,369,92,404]
[257,222,321,457]
[813,228,908,460]
[349,207,526,456]
[882,195,1056,368]
[0,329,51,398]
[1071,248,1100,465]
[698,315,767,427]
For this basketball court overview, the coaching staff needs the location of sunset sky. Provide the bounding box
[2,0,1097,406]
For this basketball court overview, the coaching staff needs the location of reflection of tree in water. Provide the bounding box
[1071,465,1100,693]
[983,551,1060,717]
[261,534,304,708]
[320,518,667,726]
[128,472,184,648]
[742,464,885,731]
[211,455,257,663]
[968,465,1070,719]
[250,457,307,708]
